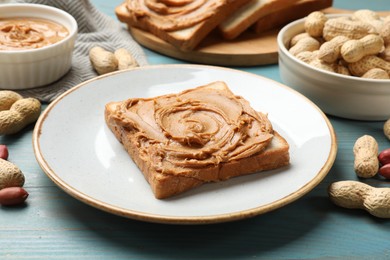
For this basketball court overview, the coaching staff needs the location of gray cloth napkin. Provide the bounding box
[10,0,148,102]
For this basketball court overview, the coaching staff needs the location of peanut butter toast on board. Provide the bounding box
[115,0,251,50]
[218,0,297,39]
[252,0,333,34]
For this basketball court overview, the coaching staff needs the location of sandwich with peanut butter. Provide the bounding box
[115,0,252,51]
[115,0,332,51]
[218,0,297,40]
[252,0,333,34]
[105,81,290,199]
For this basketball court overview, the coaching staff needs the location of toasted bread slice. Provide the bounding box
[252,0,333,33]
[218,0,297,39]
[105,81,289,199]
[115,0,251,51]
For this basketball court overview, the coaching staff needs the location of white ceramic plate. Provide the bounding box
[33,65,337,224]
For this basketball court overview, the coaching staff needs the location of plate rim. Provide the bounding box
[33,64,338,224]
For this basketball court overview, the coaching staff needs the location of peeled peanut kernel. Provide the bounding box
[0,187,28,206]
[0,145,8,160]
[379,164,390,179]
[378,148,390,166]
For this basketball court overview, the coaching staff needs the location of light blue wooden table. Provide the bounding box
[1,0,390,259]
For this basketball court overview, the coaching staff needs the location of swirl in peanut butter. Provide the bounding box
[126,0,223,31]
[0,18,69,50]
[112,82,274,181]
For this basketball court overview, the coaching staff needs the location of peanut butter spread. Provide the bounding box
[126,0,226,31]
[0,18,69,50]
[111,82,274,181]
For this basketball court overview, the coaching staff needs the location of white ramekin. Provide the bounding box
[0,3,78,89]
[277,14,390,121]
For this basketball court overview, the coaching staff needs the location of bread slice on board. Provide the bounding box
[252,0,333,33]
[115,0,251,51]
[105,81,290,199]
[218,0,298,39]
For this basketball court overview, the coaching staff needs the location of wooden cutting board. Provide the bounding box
[130,8,390,66]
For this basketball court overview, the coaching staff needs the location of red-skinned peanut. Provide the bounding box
[0,187,28,206]
[378,148,390,166]
[379,164,390,179]
[0,145,8,160]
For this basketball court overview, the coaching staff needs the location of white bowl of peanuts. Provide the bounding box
[277,10,390,121]
[0,4,78,89]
